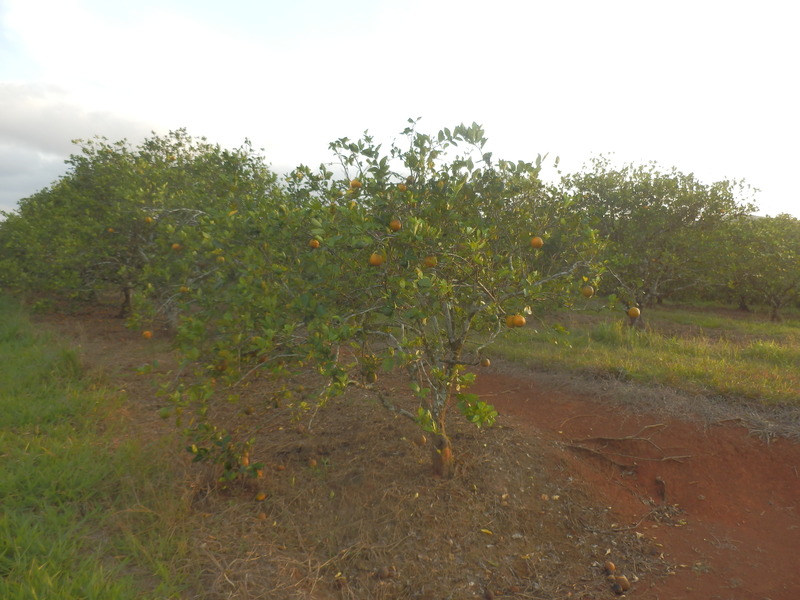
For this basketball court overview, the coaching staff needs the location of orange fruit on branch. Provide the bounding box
[530,236,544,249]
[308,239,320,249]
[581,285,595,298]
[389,219,402,232]
[628,307,641,319]
[369,253,385,267]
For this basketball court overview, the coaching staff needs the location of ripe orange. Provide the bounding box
[255,492,267,502]
[423,256,438,268]
[350,179,362,189]
[628,306,641,319]
[480,357,491,367]
[107,227,115,233]
[512,314,527,327]
[171,243,182,251]
[369,253,385,267]
[397,183,408,192]
[142,330,153,339]
[144,216,154,224]
[389,219,402,232]
[309,239,320,249]
[581,285,595,298]
[530,236,544,249]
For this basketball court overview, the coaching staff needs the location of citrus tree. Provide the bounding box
[562,157,755,316]
[713,214,800,321]
[0,130,277,320]
[165,121,601,478]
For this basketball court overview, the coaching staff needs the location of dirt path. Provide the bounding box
[472,370,800,599]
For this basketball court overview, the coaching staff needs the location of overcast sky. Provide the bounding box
[1,0,798,217]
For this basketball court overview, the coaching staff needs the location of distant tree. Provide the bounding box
[562,156,755,313]
[714,214,800,321]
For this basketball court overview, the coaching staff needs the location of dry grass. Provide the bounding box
[178,370,670,600]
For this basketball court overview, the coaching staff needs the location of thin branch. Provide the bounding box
[376,391,417,422]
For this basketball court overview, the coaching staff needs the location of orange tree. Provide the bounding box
[562,157,755,316]
[163,121,601,479]
[0,130,277,319]
[0,141,142,304]
[711,214,800,321]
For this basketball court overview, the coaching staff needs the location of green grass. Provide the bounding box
[0,295,190,599]
[492,303,800,405]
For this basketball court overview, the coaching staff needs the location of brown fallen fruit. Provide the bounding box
[604,560,616,574]
[376,566,391,579]
[614,575,630,591]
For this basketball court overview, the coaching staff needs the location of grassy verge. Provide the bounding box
[0,295,189,599]
[492,303,800,405]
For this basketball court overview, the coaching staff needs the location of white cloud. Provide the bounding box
[0,82,157,212]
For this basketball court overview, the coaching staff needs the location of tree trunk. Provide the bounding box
[431,433,454,479]
[628,315,645,330]
[737,296,751,312]
[118,286,132,318]
[769,305,783,322]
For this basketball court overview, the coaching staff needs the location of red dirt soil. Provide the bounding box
[471,371,800,600]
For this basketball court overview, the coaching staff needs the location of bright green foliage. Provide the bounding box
[563,157,755,309]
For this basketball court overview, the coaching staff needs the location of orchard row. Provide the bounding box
[1,121,796,479]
